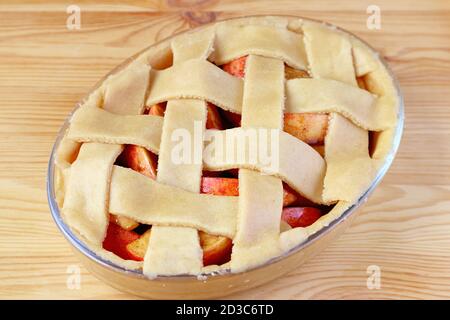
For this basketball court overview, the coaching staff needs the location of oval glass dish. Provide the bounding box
[47,15,404,299]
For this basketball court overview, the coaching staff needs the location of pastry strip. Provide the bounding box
[230,55,284,273]
[142,226,204,278]
[62,58,150,245]
[203,128,326,204]
[240,57,284,128]
[109,166,237,238]
[351,38,379,77]
[211,24,308,70]
[62,143,123,245]
[143,100,206,276]
[171,28,215,64]
[103,60,150,115]
[357,45,400,161]
[62,55,150,245]
[303,23,358,87]
[144,41,212,275]
[303,22,373,203]
[54,136,81,207]
[286,78,396,130]
[68,106,162,154]
[155,99,207,192]
[323,113,373,202]
[146,59,243,114]
[232,170,283,272]
[218,16,290,29]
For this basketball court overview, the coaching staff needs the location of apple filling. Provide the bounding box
[103,56,332,266]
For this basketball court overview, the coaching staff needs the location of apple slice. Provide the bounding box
[283,184,298,207]
[199,231,233,266]
[148,103,166,116]
[201,177,315,207]
[282,183,316,207]
[109,214,139,231]
[126,229,152,261]
[225,169,239,177]
[102,222,141,261]
[281,207,322,228]
[284,113,329,145]
[149,101,223,130]
[221,110,242,128]
[221,55,247,78]
[221,57,328,145]
[312,145,325,157]
[284,63,330,144]
[206,102,224,130]
[149,101,224,130]
[199,178,235,266]
[285,65,310,80]
[122,144,158,180]
[222,110,329,146]
[201,177,239,196]
[116,145,157,234]
[126,227,233,266]
[357,76,367,90]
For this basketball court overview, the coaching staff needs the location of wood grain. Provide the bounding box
[0,0,449,299]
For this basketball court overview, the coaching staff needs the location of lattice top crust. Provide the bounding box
[54,16,399,277]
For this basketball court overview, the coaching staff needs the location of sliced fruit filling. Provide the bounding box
[102,222,141,261]
[103,56,333,265]
[109,214,139,231]
[281,207,322,228]
[199,231,233,266]
[126,229,151,261]
[283,113,328,145]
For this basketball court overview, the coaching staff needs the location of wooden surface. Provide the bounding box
[0,0,449,300]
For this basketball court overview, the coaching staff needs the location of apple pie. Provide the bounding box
[53,16,400,278]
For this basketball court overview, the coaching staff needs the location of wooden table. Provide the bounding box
[0,0,449,300]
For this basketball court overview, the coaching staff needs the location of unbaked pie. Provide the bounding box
[54,16,399,277]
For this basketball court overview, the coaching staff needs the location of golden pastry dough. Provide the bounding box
[155,99,207,192]
[303,22,374,203]
[62,57,150,247]
[109,166,237,238]
[351,38,379,77]
[171,28,215,64]
[144,37,210,277]
[203,128,326,204]
[144,226,203,278]
[54,16,400,277]
[211,24,308,70]
[68,106,163,154]
[62,143,123,245]
[303,22,357,86]
[231,55,284,272]
[323,113,374,202]
[103,60,150,115]
[286,78,395,131]
[146,59,244,114]
[56,136,81,167]
[241,55,285,128]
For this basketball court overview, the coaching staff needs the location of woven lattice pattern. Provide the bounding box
[55,17,398,276]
